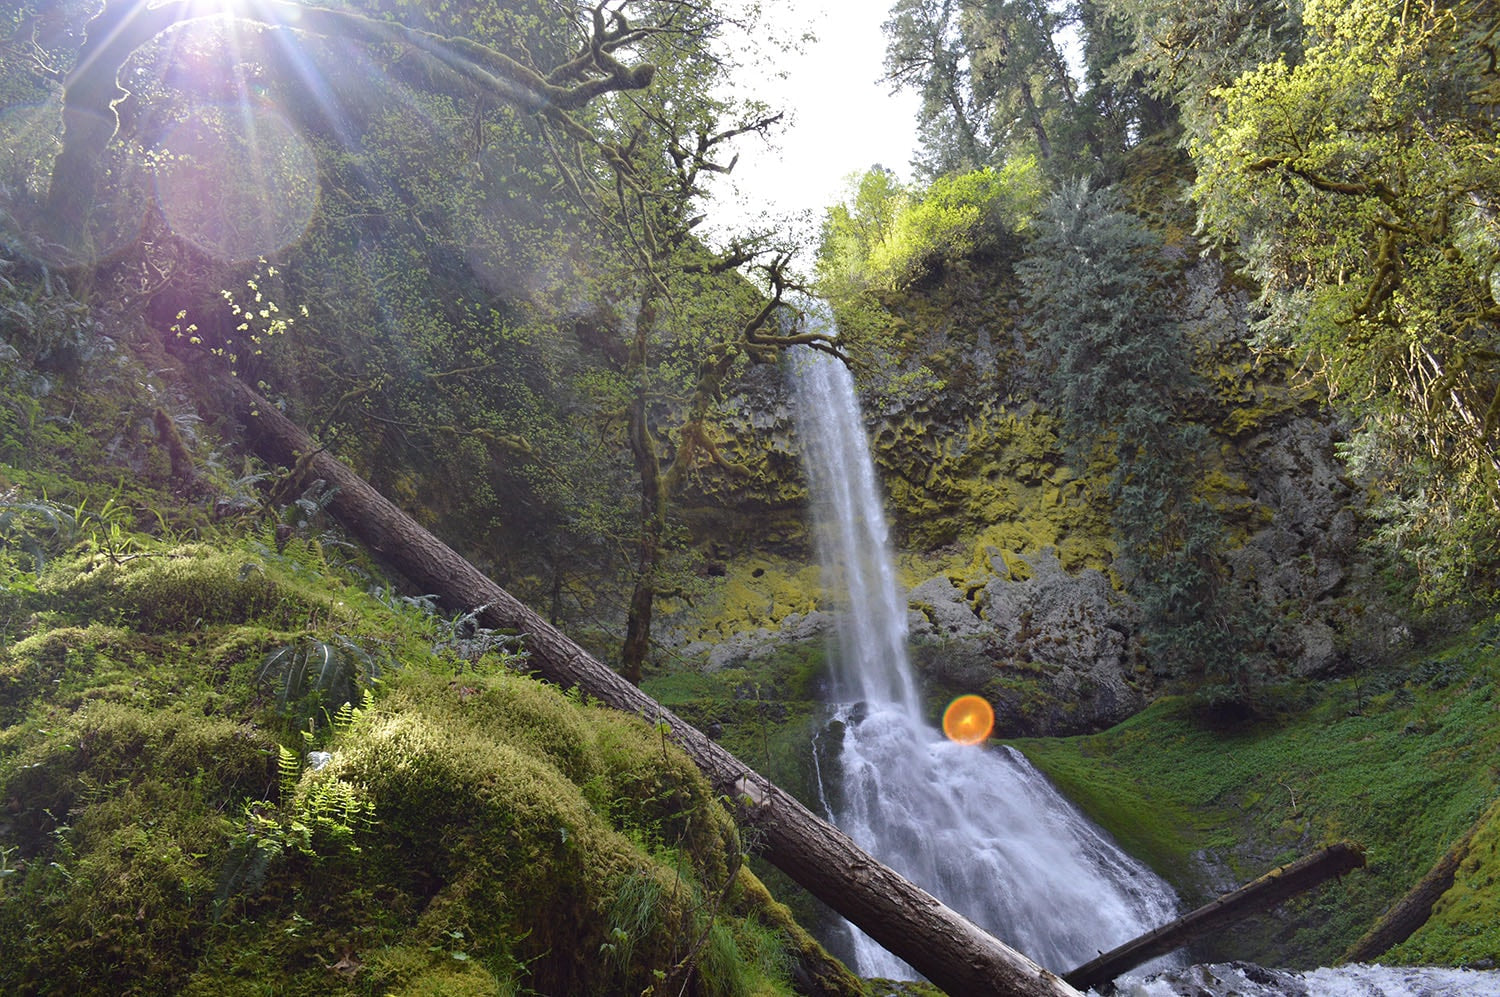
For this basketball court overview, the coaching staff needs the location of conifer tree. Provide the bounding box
[1020,180,1267,708]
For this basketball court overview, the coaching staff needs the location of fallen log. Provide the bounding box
[229,378,1081,997]
[1064,842,1367,991]
[1344,795,1500,963]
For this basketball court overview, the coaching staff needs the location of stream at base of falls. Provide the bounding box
[811,700,1181,978]
[1107,962,1500,996]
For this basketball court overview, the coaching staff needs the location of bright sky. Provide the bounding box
[704,0,922,247]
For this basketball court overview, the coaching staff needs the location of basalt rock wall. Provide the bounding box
[665,259,1379,736]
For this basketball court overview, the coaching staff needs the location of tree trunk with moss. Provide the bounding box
[621,287,665,686]
[1344,798,1500,963]
[225,376,1083,997]
[1065,842,1367,991]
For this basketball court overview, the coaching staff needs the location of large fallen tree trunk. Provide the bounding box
[1064,842,1367,991]
[227,378,1081,997]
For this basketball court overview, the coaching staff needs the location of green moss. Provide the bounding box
[0,532,825,997]
[1012,723,1208,894]
[730,868,864,996]
[42,543,341,633]
[384,962,515,997]
[1009,619,1500,968]
[0,703,277,994]
[1390,796,1500,966]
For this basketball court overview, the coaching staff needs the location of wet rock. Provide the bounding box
[908,576,988,641]
[680,611,834,672]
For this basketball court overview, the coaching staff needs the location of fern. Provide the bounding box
[256,634,390,716]
[215,746,375,919]
[276,744,301,796]
[0,491,78,571]
[433,602,528,667]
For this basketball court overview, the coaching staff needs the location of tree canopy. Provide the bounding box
[0,0,838,677]
[1191,0,1500,600]
[876,0,1500,605]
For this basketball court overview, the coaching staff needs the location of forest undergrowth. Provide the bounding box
[0,267,841,997]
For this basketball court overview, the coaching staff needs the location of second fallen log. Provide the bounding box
[1064,842,1367,991]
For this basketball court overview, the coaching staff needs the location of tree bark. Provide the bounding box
[225,376,1081,997]
[1342,842,1464,964]
[621,287,664,686]
[1064,843,1367,991]
[45,0,173,248]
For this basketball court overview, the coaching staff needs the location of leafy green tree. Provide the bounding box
[1019,180,1268,706]
[815,167,913,297]
[1094,0,1303,143]
[1192,0,1500,602]
[77,0,647,608]
[1071,0,1178,159]
[543,2,840,682]
[883,0,996,174]
[15,0,659,254]
[884,0,1119,175]
[817,160,1041,294]
[2,0,834,682]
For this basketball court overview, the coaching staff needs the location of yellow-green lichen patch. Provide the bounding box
[870,402,1117,585]
[687,556,827,640]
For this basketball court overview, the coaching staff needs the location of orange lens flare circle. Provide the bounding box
[942,695,995,745]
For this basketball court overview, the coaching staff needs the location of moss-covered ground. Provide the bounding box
[643,638,846,945]
[0,522,843,995]
[1011,615,1500,969]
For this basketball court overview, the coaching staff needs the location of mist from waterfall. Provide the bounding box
[788,342,1180,979]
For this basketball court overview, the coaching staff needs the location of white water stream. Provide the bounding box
[787,344,1180,978]
[1114,962,1500,996]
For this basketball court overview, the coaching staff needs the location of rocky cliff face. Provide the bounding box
[664,259,1381,736]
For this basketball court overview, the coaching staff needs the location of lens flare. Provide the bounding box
[154,103,318,262]
[942,694,995,745]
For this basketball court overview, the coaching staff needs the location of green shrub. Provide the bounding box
[817,158,1042,295]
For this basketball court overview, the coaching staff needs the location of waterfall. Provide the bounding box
[788,343,1181,979]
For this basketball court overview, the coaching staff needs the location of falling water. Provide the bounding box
[788,342,1180,979]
